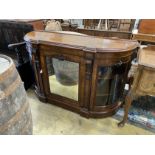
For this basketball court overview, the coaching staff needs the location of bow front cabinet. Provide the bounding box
[24,31,138,118]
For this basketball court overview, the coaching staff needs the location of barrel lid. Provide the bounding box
[0,55,12,74]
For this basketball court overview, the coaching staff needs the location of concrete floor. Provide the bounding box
[27,89,154,135]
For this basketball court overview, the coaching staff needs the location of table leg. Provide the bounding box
[118,90,132,127]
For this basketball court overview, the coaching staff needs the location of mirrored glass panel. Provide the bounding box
[46,56,79,101]
[96,64,126,106]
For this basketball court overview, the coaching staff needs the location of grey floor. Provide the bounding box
[27,89,153,135]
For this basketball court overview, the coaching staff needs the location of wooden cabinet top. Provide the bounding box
[24,31,138,53]
[132,31,155,43]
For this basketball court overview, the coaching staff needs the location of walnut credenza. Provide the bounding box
[24,31,138,118]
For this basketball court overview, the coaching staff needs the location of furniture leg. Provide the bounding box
[118,90,132,127]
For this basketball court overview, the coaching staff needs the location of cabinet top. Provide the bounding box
[24,31,138,53]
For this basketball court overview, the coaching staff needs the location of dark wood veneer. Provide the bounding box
[25,31,138,118]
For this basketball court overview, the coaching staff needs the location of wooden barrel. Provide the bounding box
[0,54,32,134]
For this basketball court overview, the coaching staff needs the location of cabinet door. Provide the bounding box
[40,52,85,108]
[47,56,79,101]
[90,61,128,111]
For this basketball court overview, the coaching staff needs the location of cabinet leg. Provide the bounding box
[118,90,132,127]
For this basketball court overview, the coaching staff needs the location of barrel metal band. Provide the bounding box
[0,100,29,133]
[0,75,21,100]
[0,64,15,82]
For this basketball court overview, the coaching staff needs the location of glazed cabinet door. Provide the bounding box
[39,45,85,110]
[90,59,129,116]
